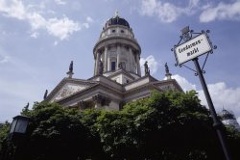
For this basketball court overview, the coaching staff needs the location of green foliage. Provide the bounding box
[1,91,240,160]
[95,91,218,159]
[20,102,105,160]
[0,121,10,151]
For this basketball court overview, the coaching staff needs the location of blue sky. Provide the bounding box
[0,0,240,124]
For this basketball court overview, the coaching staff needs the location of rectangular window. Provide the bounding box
[111,62,116,71]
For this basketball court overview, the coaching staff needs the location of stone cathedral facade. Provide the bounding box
[44,14,183,110]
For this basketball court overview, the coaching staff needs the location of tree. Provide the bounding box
[20,102,100,160]
[225,126,240,160]
[1,91,240,159]
[95,91,225,159]
[0,121,11,159]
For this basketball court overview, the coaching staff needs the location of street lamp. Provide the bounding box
[1,115,30,160]
[9,115,30,135]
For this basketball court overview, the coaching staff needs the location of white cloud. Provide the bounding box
[0,49,10,64]
[54,0,66,5]
[140,0,157,16]
[86,16,94,23]
[200,1,240,22]
[30,32,39,38]
[140,0,199,23]
[82,23,90,29]
[28,12,46,30]
[173,74,240,126]
[0,0,82,40]
[0,0,26,20]
[82,16,94,29]
[198,82,240,126]
[172,74,196,91]
[46,17,81,40]
[140,0,240,23]
[198,82,240,114]
[237,117,240,125]
[189,0,200,8]
[54,41,58,46]
[28,13,81,40]
[140,0,179,23]
[140,55,159,75]
[0,55,10,64]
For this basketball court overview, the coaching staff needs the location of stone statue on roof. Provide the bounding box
[165,62,169,74]
[69,61,73,73]
[67,61,74,78]
[43,89,48,100]
[144,61,150,75]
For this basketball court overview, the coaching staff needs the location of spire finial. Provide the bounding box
[181,26,191,42]
[67,60,74,78]
[114,10,119,17]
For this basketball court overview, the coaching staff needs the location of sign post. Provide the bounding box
[172,26,231,160]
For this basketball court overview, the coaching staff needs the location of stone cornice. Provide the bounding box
[47,74,183,107]
[124,82,162,97]
[93,36,141,54]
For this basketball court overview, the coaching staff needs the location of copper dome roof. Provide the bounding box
[105,15,130,28]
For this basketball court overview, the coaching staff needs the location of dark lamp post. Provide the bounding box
[9,115,30,134]
[1,115,30,160]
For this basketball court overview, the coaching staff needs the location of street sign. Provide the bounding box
[174,33,212,65]
[172,28,231,160]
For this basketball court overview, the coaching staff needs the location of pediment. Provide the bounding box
[53,83,88,101]
[47,78,98,102]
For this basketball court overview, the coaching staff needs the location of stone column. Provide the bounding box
[116,44,120,69]
[104,46,108,72]
[136,53,141,76]
[93,51,98,76]
[108,56,111,71]
[129,48,134,72]
[94,52,100,75]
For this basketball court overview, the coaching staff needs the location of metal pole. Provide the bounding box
[193,58,231,160]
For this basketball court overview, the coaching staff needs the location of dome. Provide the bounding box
[105,15,130,28]
[219,109,235,120]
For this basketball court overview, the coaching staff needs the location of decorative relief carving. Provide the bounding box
[54,84,87,100]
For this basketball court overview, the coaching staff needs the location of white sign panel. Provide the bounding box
[174,33,212,65]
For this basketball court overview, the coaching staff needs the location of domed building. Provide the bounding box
[44,14,183,110]
[219,109,240,131]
